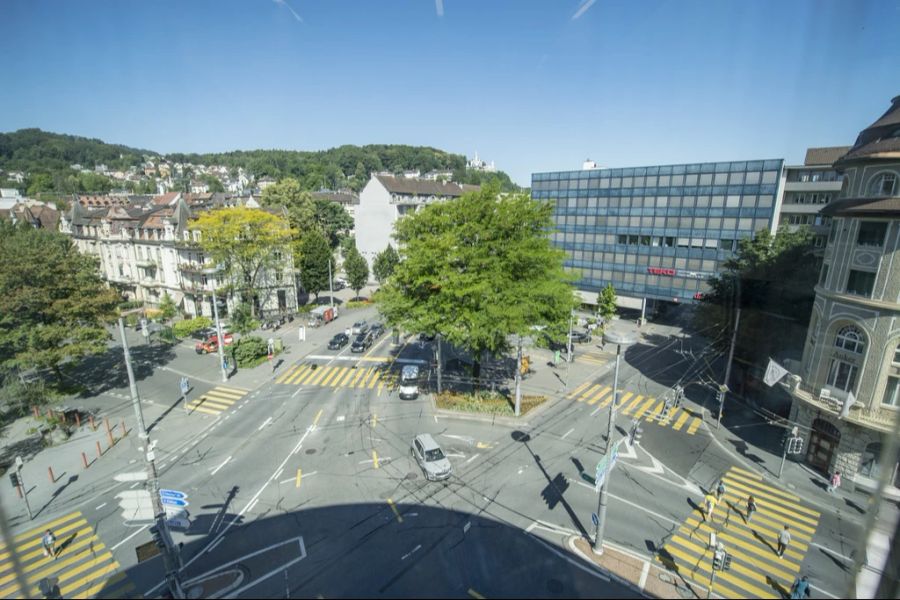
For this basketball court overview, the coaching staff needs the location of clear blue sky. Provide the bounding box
[2,0,898,185]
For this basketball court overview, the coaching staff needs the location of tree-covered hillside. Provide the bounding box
[0,128,519,195]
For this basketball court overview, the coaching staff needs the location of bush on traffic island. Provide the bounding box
[435,390,546,416]
[232,336,269,367]
[172,316,213,338]
[346,299,372,310]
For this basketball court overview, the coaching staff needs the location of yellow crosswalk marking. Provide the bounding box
[0,527,96,585]
[662,542,764,598]
[294,366,319,384]
[58,558,120,597]
[358,369,376,388]
[666,536,779,598]
[321,367,344,386]
[330,368,352,387]
[722,480,819,528]
[587,387,612,406]
[188,404,221,415]
[616,391,634,407]
[208,387,245,399]
[307,366,332,386]
[726,472,811,510]
[645,400,664,421]
[731,465,763,480]
[286,365,309,384]
[275,365,299,384]
[368,370,381,389]
[632,396,656,419]
[671,410,691,431]
[0,514,84,556]
[621,394,643,414]
[350,368,368,387]
[686,417,702,435]
[681,517,803,569]
[578,384,602,403]
[568,381,591,399]
[86,577,134,599]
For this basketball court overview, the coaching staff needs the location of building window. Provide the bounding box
[857,221,888,247]
[819,263,829,286]
[845,270,876,297]
[835,325,866,354]
[869,172,897,196]
[894,345,900,365]
[826,359,858,392]
[829,221,838,243]
[884,377,900,408]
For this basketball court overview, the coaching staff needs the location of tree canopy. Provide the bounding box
[694,226,819,366]
[376,183,578,382]
[342,243,370,298]
[372,244,399,284]
[597,284,618,325]
[0,220,121,379]
[298,229,334,300]
[260,178,353,249]
[192,207,293,315]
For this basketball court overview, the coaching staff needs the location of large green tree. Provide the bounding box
[260,178,353,249]
[0,221,121,381]
[193,207,293,316]
[597,283,618,327]
[372,244,399,284]
[343,244,369,299]
[299,229,334,300]
[376,183,577,384]
[694,226,819,369]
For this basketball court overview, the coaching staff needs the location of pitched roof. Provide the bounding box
[152,192,181,206]
[821,196,900,218]
[803,146,852,166]
[837,94,900,163]
[312,190,359,205]
[374,174,479,197]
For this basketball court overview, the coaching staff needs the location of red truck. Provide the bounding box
[195,333,234,354]
[307,306,336,328]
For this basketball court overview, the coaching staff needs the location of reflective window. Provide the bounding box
[834,325,866,354]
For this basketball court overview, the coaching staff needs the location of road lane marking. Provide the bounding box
[95,503,106,510]
[111,523,149,551]
[561,428,574,440]
[211,455,232,475]
[373,450,379,469]
[401,544,422,560]
[387,498,403,523]
[466,454,480,464]
[258,417,273,431]
[372,412,377,428]
[314,409,323,427]
[296,469,302,488]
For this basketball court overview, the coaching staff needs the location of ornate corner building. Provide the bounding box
[788,95,900,495]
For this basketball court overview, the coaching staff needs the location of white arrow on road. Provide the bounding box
[113,471,148,482]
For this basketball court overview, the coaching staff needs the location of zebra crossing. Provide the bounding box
[566,381,703,435]
[659,466,821,599]
[0,511,135,599]
[275,363,399,394]
[186,385,250,416]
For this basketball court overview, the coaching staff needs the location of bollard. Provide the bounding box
[104,417,111,434]
[120,418,126,438]
[75,413,81,428]
[82,452,89,469]
[47,466,55,483]
[107,429,114,447]
[96,440,102,459]
[89,415,96,431]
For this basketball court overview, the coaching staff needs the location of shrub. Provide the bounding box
[296,304,314,314]
[118,300,144,311]
[125,313,140,328]
[144,308,163,321]
[172,316,213,338]
[346,299,372,310]
[233,336,267,367]
[435,390,547,416]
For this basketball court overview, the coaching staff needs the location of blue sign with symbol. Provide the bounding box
[160,489,187,500]
[161,497,189,508]
[592,513,599,526]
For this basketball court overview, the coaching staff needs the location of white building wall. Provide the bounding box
[355,176,398,276]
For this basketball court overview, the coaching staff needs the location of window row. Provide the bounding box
[577,271,708,291]
[534,160,783,180]
[547,194,775,209]
[785,193,832,205]
[566,253,718,271]
[783,214,832,227]
[555,215,770,230]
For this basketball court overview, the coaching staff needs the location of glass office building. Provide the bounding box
[532,159,784,303]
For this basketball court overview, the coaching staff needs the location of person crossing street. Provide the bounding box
[777,525,791,558]
[746,495,757,522]
[42,529,57,559]
[716,479,727,501]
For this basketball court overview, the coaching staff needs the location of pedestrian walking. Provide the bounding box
[777,525,791,558]
[716,479,727,500]
[703,493,717,521]
[746,495,758,522]
[827,471,842,493]
[41,529,57,559]
[789,575,811,599]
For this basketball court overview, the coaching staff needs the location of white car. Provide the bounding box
[411,434,452,481]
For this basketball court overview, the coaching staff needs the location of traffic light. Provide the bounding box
[541,474,569,510]
[722,553,732,571]
[788,437,803,454]
[712,549,725,571]
[628,420,643,447]
[149,525,165,550]
[8,472,19,488]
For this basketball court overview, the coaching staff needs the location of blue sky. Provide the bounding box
[1,0,898,185]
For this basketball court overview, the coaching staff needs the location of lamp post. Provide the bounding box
[202,267,229,383]
[327,255,334,310]
[593,328,636,555]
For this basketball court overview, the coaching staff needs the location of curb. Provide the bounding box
[566,536,649,598]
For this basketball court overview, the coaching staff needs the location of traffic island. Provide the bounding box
[569,536,708,599]
[434,390,547,416]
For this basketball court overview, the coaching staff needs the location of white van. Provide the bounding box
[399,365,420,400]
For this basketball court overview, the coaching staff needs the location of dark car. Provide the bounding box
[370,323,386,338]
[570,330,592,344]
[351,332,374,353]
[191,327,217,340]
[418,332,436,342]
[328,333,349,350]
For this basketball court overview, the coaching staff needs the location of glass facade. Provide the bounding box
[532,159,783,302]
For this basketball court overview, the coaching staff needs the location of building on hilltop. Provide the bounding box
[468,152,496,173]
[355,174,479,276]
[784,94,900,495]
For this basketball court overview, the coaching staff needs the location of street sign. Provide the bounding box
[299,326,306,342]
[160,497,189,508]
[591,512,599,526]
[180,377,189,395]
[159,489,187,500]
[113,472,149,482]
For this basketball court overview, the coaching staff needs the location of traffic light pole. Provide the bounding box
[593,342,622,555]
[514,337,522,417]
[718,277,741,430]
[15,467,33,521]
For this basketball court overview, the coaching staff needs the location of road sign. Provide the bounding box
[591,512,599,526]
[159,489,187,500]
[160,497,189,508]
[180,377,189,395]
[299,326,306,342]
[114,471,149,482]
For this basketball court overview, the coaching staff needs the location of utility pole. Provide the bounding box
[327,256,334,310]
[718,276,741,430]
[436,333,443,395]
[118,318,183,598]
[211,284,228,383]
[13,458,33,521]
[514,337,522,417]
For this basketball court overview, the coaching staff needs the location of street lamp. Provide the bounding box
[593,328,637,556]
[202,266,229,383]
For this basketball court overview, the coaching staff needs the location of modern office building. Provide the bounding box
[531,159,785,308]
[785,94,900,493]
[777,146,849,248]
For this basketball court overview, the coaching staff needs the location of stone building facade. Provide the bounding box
[786,95,900,496]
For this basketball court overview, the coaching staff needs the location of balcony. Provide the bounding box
[784,378,896,433]
[136,259,157,268]
[783,181,843,192]
[179,263,214,274]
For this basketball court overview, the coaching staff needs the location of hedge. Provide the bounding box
[172,316,213,338]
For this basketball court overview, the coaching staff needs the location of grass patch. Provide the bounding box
[239,348,285,370]
[435,390,547,416]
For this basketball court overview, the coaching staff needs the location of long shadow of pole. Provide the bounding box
[512,431,589,540]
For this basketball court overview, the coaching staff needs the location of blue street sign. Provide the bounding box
[161,497,189,508]
[160,489,187,500]
[592,513,599,526]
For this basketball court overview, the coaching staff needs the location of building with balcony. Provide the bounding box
[786,95,900,494]
[531,159,784,308]
[59,193,297,319]
[355,174,479,275]
[776,146,849,248]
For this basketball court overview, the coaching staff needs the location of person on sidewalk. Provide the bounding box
[790,575,811,599]
[777,525,791,558]
[42,530,57,559]
[716,479,727,501]
[746,495,757,522]
[827,471,842,493]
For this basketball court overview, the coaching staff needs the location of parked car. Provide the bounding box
[351,320,369,335]
[399,365,420,400]
[328,333,349,350]
[194,333,234,354]
[411,434,452,481]
[370,323,386,338]
[418,332,436,342]
[570,330,592,344]
[332,279,346,291]
[351,332,374,353]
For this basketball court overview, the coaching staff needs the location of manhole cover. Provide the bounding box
[305,449,317,455]
[546,578,563,594]
[405,472,418,480]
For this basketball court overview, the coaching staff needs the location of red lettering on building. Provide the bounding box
[647,267,676,276]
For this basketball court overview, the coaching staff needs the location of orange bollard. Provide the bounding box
[96,440,102,458]
[89,415,96,431]
[120,418,126,437]
[104,417,111,434]
[48,466,55,483]
[75,413,81,428]
[82,452,89,469]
